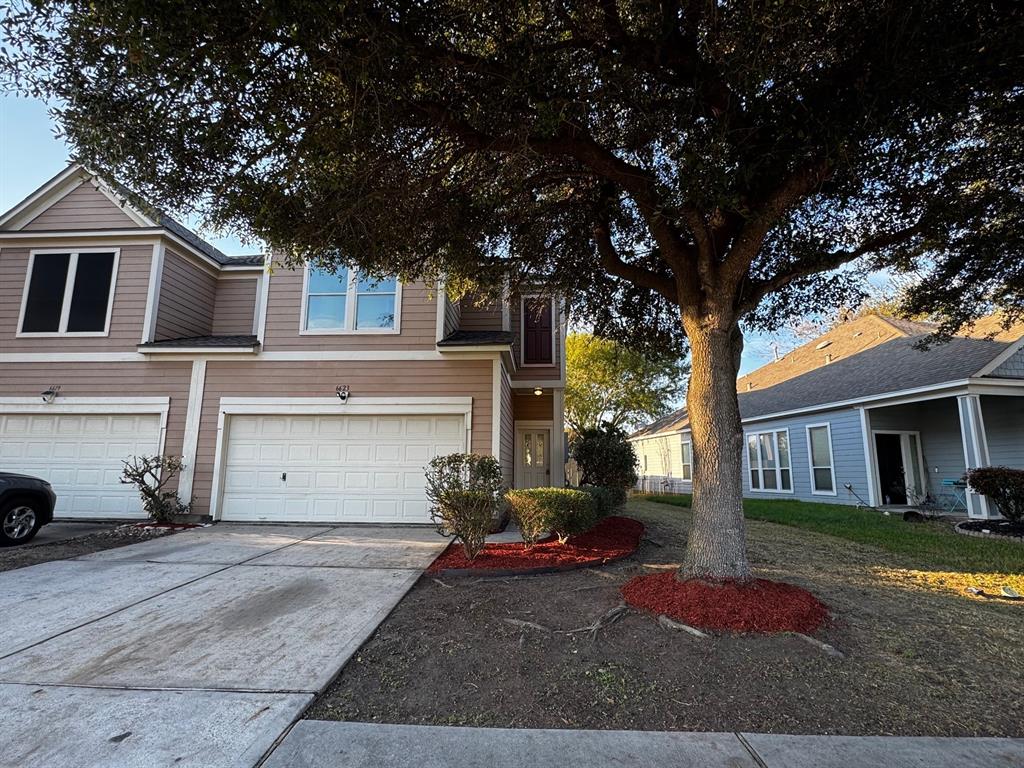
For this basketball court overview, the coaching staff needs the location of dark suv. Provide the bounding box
[0,472,57,546]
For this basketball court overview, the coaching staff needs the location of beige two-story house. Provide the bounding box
[0,164,566,522]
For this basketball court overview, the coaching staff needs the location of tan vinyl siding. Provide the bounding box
[155,248,216,340]
[212,277,257,335]
[513,390,554,422]
[262,266,437,350]
[22,182,139,231]
[459,295,503,331]
[191,358,495,515]
[0,361,193,489]
[0,244,152,351]
[500,371,514,483]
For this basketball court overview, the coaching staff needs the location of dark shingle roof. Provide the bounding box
[139,335,259,349]
[219,254,265,267]
[437,330,515,347]
[631,316,1020,439]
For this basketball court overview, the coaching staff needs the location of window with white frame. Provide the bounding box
[19,250,119,335]
[746,429,792,492]
[680,439,693,481]
[302,265,399,332]
[806,424,836,494]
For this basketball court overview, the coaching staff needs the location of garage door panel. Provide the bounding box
[221,413,466,523]
[0,412,161,519]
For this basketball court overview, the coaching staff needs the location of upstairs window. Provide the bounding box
[747,429,792,492]
[521,295,554,365]
[19,250,118,335]
[302,266,400,333]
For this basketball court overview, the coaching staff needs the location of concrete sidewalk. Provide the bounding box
[0,524,447,768]
[263,721,1024,768]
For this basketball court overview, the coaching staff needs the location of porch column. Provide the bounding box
[957,394,993,519]
[551,388,566,487]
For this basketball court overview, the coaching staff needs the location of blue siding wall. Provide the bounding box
[983,395,1024,468]
[741,407,869,505]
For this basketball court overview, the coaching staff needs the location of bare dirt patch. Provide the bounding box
[0,525,174,573]
[307,500,1023,735]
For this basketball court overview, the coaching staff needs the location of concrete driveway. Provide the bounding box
[0,524,446,768]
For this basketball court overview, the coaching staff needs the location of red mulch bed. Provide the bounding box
[428,515,644,574]
[622,571,829,634]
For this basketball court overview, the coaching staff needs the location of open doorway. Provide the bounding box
[873,431,926,505]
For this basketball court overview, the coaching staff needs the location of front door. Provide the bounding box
[516,428,551,488]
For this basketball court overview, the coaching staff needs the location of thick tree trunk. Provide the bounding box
[678,317,751,582]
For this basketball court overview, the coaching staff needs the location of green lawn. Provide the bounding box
[641,493,1024,573]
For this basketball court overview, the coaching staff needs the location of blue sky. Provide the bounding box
[2,92,786,373]
[0,94,250,255]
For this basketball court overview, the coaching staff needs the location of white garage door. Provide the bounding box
[220,413,466,522]
[0,412,162,519]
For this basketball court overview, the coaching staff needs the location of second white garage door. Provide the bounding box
[219,413,466,522]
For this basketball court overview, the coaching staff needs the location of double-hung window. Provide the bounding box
[18,250,119,336]
[680,439,693,481]
[747,429,792,492]
[302,265,400,333]
[806,424,837,495]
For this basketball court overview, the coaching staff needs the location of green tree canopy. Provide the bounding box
[565,333,686,434]
[4,1,1021,580]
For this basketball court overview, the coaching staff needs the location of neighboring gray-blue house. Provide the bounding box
[629,314,1024,520]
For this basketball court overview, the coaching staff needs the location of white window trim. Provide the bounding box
[745,428,794,494]
[680,438,693,482]
[805,423,838,496]
[16,248,121,337]
[298,264,402,335]
[519,294,557,367]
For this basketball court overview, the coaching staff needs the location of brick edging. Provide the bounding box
[954,521,1024,545]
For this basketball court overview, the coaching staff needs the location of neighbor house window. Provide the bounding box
[19,250,118,335]
[302,265,399,333]
[807,424,837,495]
[747,429,792,492]
[680,439,693,481]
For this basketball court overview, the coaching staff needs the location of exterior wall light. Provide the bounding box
[336,385,350,403]
[40,385,61,404]
[533,387,543,396]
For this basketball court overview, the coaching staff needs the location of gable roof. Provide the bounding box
[0,164,263,268]
[630,313,1024,439]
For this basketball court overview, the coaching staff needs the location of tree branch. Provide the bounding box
[592,214,677,303]
[739,220,927,313]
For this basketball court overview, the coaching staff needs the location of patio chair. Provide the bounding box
[940,478,968,514]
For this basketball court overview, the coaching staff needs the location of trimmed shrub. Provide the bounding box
[964,466,1024,523]
[425,453,505,559]
[121,455,192,523]
[570,426,639,490]
[580,485,627,518]
[507,487,598,545]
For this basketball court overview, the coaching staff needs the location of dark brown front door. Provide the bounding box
[523,297,553,365]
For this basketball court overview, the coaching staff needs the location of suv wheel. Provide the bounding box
[0,498,43,546]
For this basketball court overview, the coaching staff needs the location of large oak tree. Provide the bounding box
[4,1,1023,580]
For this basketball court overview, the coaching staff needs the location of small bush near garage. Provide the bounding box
[120,455,192,523]
[570,426,639,491]
[507,487,598,545]
[965,467,1024,523]
[425,454,505,560]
